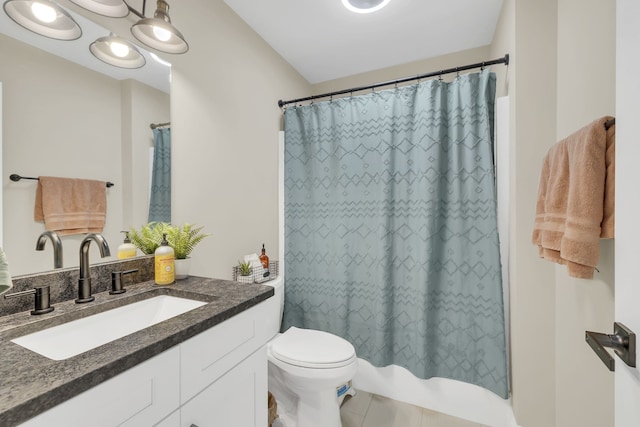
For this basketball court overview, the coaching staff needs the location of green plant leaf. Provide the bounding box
[165,223,211,259]
[128,222,169,255]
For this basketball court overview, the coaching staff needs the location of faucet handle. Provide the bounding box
[4,286,54,315]
[110,269,138,295]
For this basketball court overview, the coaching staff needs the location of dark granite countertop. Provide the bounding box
[0,276,274,426]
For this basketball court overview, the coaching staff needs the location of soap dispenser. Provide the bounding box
[154,233,175,286]
[118,231,137,259]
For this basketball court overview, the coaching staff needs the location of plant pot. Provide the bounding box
[236,274,253,284]
[175,258,191,280]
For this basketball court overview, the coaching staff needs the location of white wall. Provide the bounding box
[489,0,616,425]
[168,0,311,279]
[555,1,615,426]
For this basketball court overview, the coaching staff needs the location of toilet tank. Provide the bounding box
[269,276,285,330]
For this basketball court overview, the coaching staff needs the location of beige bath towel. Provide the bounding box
[531,116,615,279]
[34,176,107,236]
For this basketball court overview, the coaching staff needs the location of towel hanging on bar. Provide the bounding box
[10,174,114,187]
[531,116,615,279]
[34,176,108,236]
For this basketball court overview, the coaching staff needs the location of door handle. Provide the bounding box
[585,322,636,371]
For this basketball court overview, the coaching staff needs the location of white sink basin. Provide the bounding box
[11,295,207,360]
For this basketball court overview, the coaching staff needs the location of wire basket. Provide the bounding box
[232,260,279,283]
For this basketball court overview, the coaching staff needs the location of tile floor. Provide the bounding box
[340,390,489,427]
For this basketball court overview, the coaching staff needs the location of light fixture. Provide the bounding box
[68,0,128,18]
[90,33,146,68]
[3,0,82,40]
[131,0,188,54]
[341,0,391,14]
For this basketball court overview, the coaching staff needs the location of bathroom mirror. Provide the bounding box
[0,2,170,276]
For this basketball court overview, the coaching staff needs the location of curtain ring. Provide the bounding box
[456,67,460,78]
[481,61,486,70]
[439,71,443,81]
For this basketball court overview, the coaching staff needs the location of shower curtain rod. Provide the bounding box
[150,122,170,129]
[278,54,510,108]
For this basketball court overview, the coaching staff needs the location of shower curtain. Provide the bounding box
[148,127,171,223]
[282,69,508,398]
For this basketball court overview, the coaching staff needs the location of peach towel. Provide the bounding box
[531,116,615,279]
[34,176,107,236]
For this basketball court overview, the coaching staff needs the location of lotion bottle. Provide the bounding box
[154,233,175,285]
[117,231,137,259]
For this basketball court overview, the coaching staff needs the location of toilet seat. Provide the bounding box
[271,327,356,369]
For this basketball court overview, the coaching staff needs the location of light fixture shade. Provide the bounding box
[68,0,128,18]
[90,34,146,68]
[342,0,391,13]
[3,0,82,40]
[131,0,188,54]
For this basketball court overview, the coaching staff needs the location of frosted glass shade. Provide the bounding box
[90,34,146,69]
[342,0,391,13]
[131,0,188,54]
[69,0,128,18]
[3,0,82,40]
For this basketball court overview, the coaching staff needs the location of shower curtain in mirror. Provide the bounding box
[148,127,171,223]
[283,69,508,398]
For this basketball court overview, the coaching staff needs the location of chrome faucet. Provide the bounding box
[76,233,111,304]
[35,231,63,269]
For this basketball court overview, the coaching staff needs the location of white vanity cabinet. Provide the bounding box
[19,296,277,427]
[20,346,181,427]
[180,347,267,427]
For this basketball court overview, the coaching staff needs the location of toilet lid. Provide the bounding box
[271,327,356,369]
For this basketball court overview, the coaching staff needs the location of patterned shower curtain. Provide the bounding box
[148,127,171,223]
[282,69,508,398]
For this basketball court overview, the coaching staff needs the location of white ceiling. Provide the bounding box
[224,0,504,84]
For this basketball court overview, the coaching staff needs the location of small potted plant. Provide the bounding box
[128,222,169,255]
[165,223,211,279]
[236,260,253,283]
[129,222,211,280]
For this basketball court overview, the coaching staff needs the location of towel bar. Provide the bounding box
[585,322,636,371]
[605,118,615,130]
[10,174,114,187]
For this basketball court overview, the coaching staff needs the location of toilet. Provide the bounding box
[267,276,357,427]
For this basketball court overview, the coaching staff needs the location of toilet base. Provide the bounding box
[269,388,344,427]
[268,363,356,427]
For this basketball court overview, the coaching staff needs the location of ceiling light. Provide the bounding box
[90,33,146,68]
[31,1,55,22]
[342,0,391,14]
[3,0,82,40]
[131,0,188,54]
[68,0,128,18]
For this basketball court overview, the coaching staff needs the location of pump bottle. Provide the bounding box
[118,231,137,259]
[155,233,175,285]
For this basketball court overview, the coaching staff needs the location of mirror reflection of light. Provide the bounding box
[31,2,57,23]
[152,26,171,42]
[109,41,130,58]
[150,52,171,67]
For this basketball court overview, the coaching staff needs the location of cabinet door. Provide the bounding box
[181,346,268,427]
[180,297,277,403]
[156,410,180,427]
[20,347,180,427]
